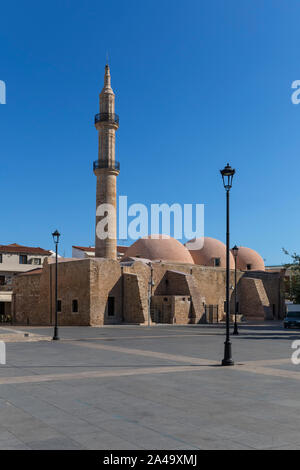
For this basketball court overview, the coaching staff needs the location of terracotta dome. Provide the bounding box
[185,237,234,269]
[123,235,194,264]
[234,246,265,271]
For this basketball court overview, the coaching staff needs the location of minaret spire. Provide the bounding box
[93,65,120,260]
[103,64,112,90]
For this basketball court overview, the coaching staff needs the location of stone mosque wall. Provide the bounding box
[12,257,285,326]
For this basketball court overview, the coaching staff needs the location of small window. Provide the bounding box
[0,276,5,286]
[72,299,78,313]
[19,255,28,265]
[163,297,168,302]
[246,264,252,270]
[0,254,2,263]
[214,258,221,267]
[33,258,41,265]
[107,297,115,316]
[57,300,62,313]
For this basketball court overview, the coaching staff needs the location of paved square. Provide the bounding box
[0,323,299,449]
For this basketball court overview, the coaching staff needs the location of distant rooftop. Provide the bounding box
[19,268,44,276]
[73,245,128,254]
[0,243,51,256]
[72,245,95,253]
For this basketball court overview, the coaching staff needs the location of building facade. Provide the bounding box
[0,243,52,320]
[12,255,284,326]
[11,66,285,326]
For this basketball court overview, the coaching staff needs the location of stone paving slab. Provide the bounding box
[0,327,52,343]
[0,324,299,449]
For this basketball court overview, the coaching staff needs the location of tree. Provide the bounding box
[283,249,300,303]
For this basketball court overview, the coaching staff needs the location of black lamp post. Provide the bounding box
[52,230,60,341]
[147,262,154,326]
[220,163,235,366]
[232,244,239,336]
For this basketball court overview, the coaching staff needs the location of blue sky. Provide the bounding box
[0,0,299,263]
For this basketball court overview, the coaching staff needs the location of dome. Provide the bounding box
[123,235,194,264]
[234,246,265,271]
[185,237,234,269]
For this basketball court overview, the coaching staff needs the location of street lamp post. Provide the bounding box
[52,230,60,341]
[232,245,239,336]
[147,263,154,326]
[220,163,235,366]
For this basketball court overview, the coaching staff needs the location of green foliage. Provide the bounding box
[283,248,300,303]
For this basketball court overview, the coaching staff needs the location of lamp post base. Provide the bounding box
[221,341,234,366]
[233,323,239,335]
[52,327,59,341]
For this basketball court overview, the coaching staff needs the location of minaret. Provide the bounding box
[94,64,120,259]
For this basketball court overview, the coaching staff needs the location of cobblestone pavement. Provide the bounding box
[0,322,299,450]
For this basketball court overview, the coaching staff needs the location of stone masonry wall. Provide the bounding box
[242,271,285,320]
[124,261,150,324]
[89,258,122,325]
[172,296,192,324]
[123,273,146,324]
[13,272,44,325]
[12,257,284,326]
[239,277,270,320]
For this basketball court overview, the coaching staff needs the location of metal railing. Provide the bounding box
[93,160,120,171]
[94,113,119,125]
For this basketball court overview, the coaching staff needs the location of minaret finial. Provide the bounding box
[104,62,111,89]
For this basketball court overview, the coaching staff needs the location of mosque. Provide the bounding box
[12,66,285,326]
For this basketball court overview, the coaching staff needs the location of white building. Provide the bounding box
[0,243,52,285]
[72,245,96,259]
[0,243,53,319]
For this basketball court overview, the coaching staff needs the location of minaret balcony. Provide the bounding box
[94,113,119,125]
[93,160,120,171]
